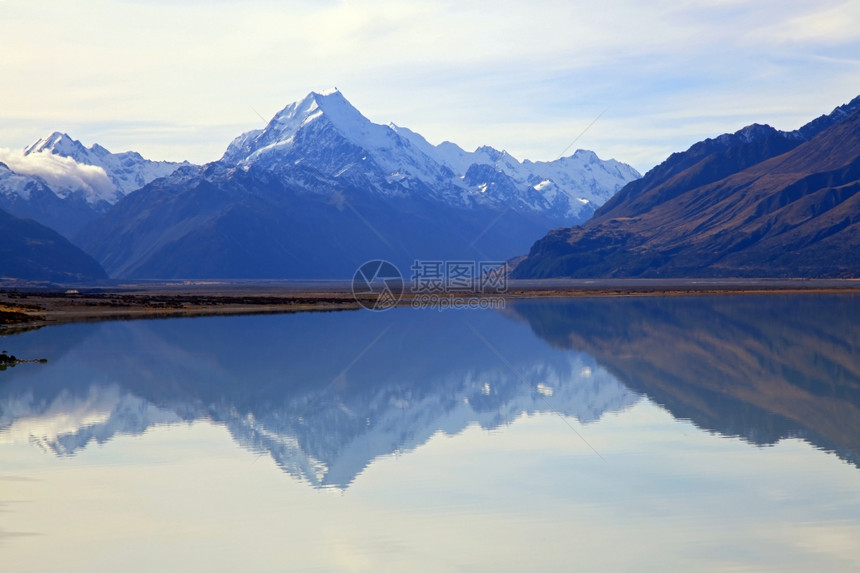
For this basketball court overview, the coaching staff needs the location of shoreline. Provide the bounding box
[2,278,859,331]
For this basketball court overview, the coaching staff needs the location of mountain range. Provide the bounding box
[0,133,190,237]
[513,96,860,278]
[72,90,637,279]
[5,90,860,282]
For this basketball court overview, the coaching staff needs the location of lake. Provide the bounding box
[1,294,859,572]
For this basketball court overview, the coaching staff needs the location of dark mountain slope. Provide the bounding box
[0,208,108,282]
[513,97,860,278]
[76,163,557,279]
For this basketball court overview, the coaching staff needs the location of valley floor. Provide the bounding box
[1,278,859,332]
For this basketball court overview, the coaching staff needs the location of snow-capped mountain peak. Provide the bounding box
[20,132,191,197]
[1,132,194,237]
[223,89,406,169]
[2,138,118,205]
[221,90,640,220]
[24,131,88,158]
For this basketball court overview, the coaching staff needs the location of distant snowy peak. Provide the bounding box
[222,90,429,171]
[522,150,642,205]
[391,125,639,212]
[223,89,457,197]
[24,131,89,157]
[24,131,192,198]
[222,89,376,164]
[223,90,640,221]
[389,125,512,176]
[1,141,118,206]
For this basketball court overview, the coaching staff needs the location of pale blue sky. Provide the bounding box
[2,0,859,172]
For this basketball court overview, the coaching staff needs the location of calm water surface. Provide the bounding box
[1,295,859,572]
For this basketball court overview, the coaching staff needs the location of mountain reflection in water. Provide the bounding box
[1,294,858,488]
[0,308,635,488]
[512,294,860,466]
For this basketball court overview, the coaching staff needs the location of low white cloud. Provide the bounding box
[0,148,117,202]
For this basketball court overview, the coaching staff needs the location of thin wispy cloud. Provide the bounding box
[1,0,858,172]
